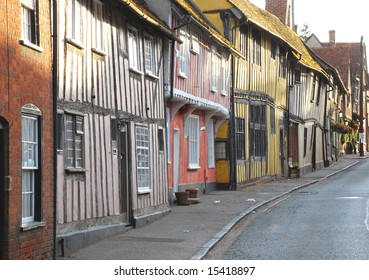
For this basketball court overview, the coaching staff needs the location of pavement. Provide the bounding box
[59,154,368,260]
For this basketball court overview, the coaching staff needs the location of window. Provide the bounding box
[235,118,245,160]
[178,28,189,77]
[270,107,276,134]
[210,46,219,92]
[136,127,150,191]
[21,0,39,45]
[111,118,117,142]
[271,40,276,59]
[215,140,227,160]
[311,76,317,102]
[295,69,301,84]
[68,0,82,43]
[316,79,322,105]
[279,47,287,78]
[128,26,140,70]
[207,121,215,168]
[144,34,156,75]
[190,34,200,54]
[92,0,104,51]
[253,29,261,65]
[239,24,248,57]
[249,105,267,159]
[185,115,199,168]
[65,114,84,168]
[221,54,228,95]
[158,128,164,152]
[21,104,42,224]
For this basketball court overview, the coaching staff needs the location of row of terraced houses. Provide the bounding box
[1,0,368,259]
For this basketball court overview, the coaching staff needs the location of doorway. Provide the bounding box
[0,117,9,259]
[119,122,130,224]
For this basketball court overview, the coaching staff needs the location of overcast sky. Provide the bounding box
[249,0,369,44]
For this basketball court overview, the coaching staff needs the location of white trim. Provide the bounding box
[19,40,44,53]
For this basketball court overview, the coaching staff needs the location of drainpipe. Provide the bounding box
[52,0,58,260]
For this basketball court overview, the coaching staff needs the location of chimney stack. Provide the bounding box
[265,0,293,28]
[329,30,336,45]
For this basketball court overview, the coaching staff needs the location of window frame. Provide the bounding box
[221,53,228,95]
[128,25,141,71]
[67,0,82,46]
[178,28,189,78]
[210,46,219,93]
[65,114,84,170]
[215,139,227,160]
[239,24,248,58]
[143,33,156,76]
[207,120,215,168]
[252,28,262,66]
[235,118,245,161]
[185,115,200,169]
[249,104,267,160]
[92,0,104,52]
[136,126,151,193]
[20,0,43,51]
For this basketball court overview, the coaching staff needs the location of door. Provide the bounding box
[119,122,130,223]
[0,117,9,259]
[173,129,180,193]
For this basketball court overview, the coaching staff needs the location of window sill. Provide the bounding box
[129,67,144,76]
[211,89,218,93]
[66,167,87,173]
[178,72,188,79]
[19,39,44,53]
[138,189,152,195]
[188,165,201,170]
[221,91,227,96]
[145,72,160,80]
[21,221,46,232]
[66,38,84,50]
[92,47,108,57]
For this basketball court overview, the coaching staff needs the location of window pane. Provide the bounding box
[136,127,150,189]
[188,116,199,166]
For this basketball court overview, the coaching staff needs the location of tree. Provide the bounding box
[299,23,311,42]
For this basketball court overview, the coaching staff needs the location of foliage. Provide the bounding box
[299,23,311,42]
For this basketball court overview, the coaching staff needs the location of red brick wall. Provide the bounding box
[0,0,54,259]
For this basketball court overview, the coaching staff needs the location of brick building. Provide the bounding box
[0,0,54,259]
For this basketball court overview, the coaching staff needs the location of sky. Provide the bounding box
[249,0,369,44]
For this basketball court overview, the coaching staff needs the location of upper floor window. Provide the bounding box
[239,24,248,58]
[221,54,228,95]
[279,47,287,78]
[178,28,189,77]
[92,0,104,51]
[271,40,277,59]
[21,0,39,46]
[68,0,82,43]
[144,34,156,75]
[210,46,219,92]
[128,26,140,70]
[253,29,261,65]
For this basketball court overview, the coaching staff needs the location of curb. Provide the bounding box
[191,160,360,260]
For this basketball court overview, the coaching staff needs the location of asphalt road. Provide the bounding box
[213,160,369,260]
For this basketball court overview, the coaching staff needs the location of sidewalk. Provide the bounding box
[59,155,366,260]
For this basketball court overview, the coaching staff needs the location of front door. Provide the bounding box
[0,117,9,259]
[119,122,130,223]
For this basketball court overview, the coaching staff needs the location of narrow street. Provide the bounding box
[207,160,369,260]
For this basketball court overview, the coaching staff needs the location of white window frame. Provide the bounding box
[65,114,84,169]
[221,54,228,95]
[128,25,140,71]
[207,120,215,168]
[67,0,82,45]
[21,115,39,224]
[178,28,189,78]
[144,34,156,75]
[21,0,39,47]
[92,0,104,51]
[210,46,218,93]
[190,34,200,54]
[185,115,200,169]
[136,126,150,192]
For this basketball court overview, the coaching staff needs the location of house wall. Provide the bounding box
[56,0,169,255]
[0,0,54,259]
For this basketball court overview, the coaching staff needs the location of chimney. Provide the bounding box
[329,30,336,45]
[265,0,293,28]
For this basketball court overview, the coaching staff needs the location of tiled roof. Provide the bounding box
[228,0,326,75]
